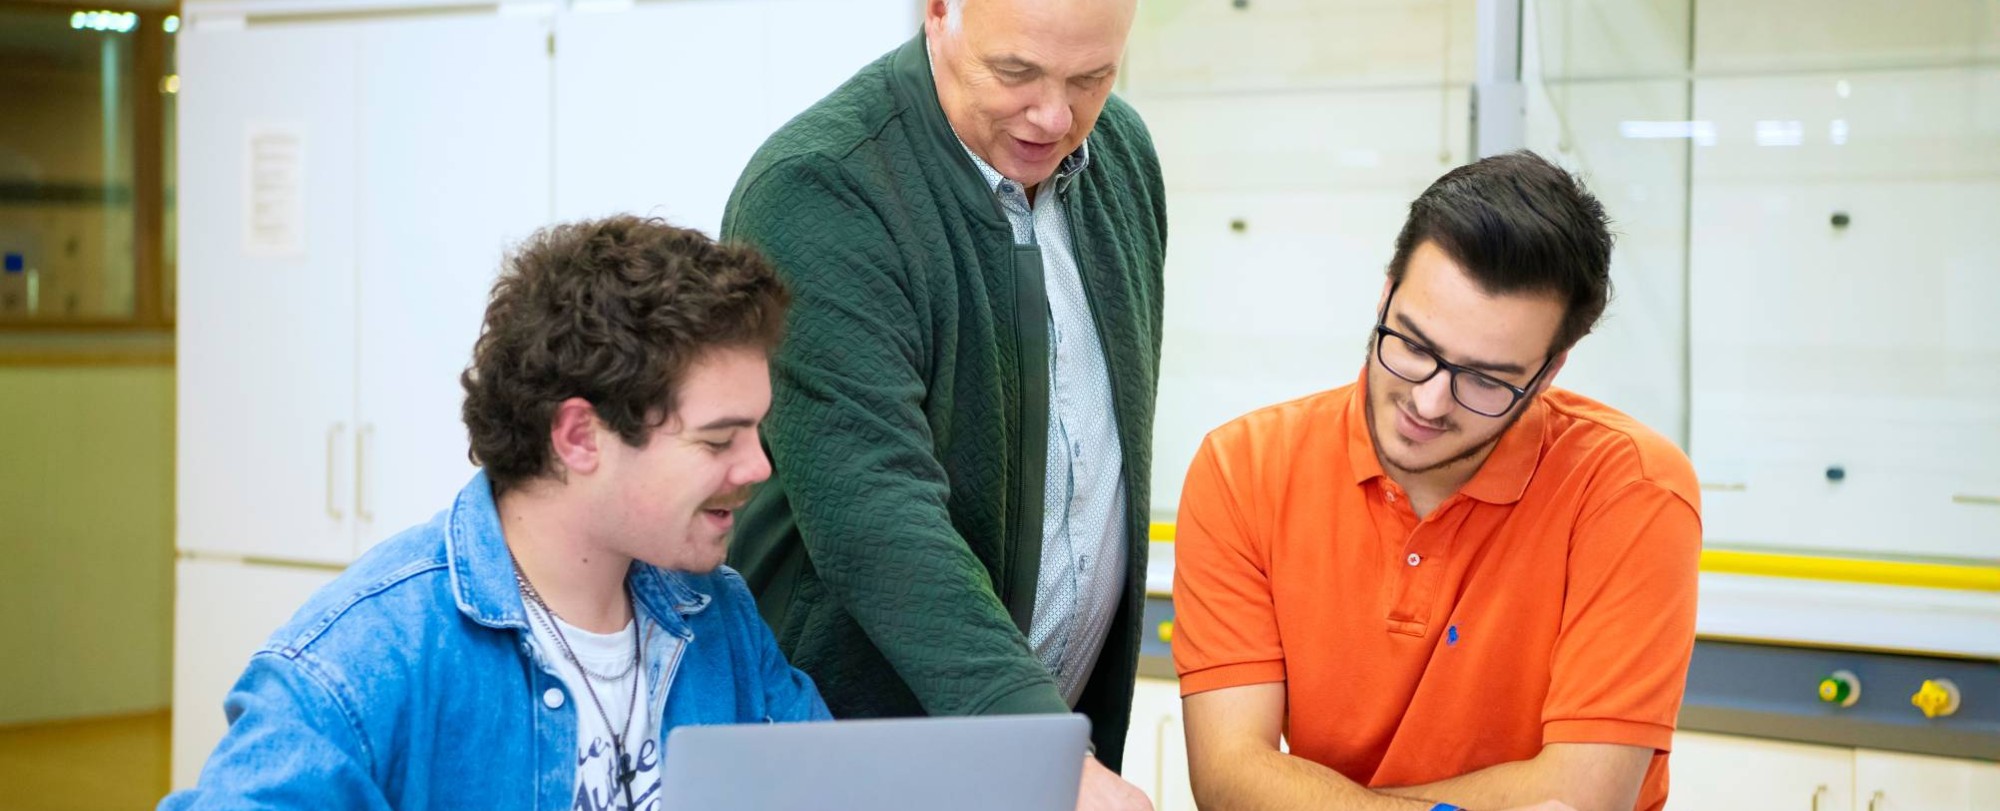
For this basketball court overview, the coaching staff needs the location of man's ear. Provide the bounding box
[923,0,950,40]
[549,397,603,476]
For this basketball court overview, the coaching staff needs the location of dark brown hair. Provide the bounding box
[1387,150,1614,354]
[461,215,790,495]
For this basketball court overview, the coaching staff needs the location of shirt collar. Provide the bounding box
[1343,369,1548,505]
[445,471,713,633]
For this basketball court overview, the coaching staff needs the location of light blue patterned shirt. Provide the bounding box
[957,141,1128,707]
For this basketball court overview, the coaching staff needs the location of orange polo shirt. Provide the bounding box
[1172,376,1701,811]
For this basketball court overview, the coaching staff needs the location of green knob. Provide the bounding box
[1818,670,1860,707]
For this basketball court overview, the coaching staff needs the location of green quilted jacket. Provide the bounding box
[720,34,1167,767]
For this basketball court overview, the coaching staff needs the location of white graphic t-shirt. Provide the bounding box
[525,602,668,811]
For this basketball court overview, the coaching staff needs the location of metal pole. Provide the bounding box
[1472,0,1525,158]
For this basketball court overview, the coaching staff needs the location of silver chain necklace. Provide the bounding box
[522,596,639,681]
[511,554,643,809]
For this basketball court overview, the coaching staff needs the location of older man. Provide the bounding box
[722,0,1164,807]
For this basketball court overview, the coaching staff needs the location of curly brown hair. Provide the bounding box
[460,215,790,496]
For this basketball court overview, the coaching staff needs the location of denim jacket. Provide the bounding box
[162,472,831,810]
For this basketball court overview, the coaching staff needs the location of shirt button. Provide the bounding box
[543,688,565,709]
[1406,553,1422,567]
[1385,490,1397,503]
[999,181,1015,194]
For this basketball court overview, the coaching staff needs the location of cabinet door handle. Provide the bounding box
[1811,785,1828,811]
[326,422,346,520]
[1867,790,1885,811]
[355,423,375,522]
[1155,714,1175,804]
[1953,493,2000,506]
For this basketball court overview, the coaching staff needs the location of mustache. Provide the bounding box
[1393,396,1456,433]
[700,486,755,512]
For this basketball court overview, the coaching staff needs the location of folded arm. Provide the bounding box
[1184,683,1645,811]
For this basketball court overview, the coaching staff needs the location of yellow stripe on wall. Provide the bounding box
[1701,549,2000,593]
[1146,523,2000,593]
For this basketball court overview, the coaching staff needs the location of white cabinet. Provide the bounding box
[178,23,362,565]
[1667,732,1857,811]
[176,13,553,564]
[1853,750,2000,811]
[1122,678,1197,811]
[350,16,555,555]
[1667,731,2000,811]
[169,559,339,789]
[552,0,912,237]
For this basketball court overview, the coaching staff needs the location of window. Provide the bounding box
[0,2,176,333]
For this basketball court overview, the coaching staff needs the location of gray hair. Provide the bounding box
[943,0,964,33]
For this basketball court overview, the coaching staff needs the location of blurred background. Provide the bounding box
[0,0,1993,809]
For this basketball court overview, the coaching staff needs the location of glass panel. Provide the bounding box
[1696,0,1997,73]
[1525,0,1695,446]
[0,4,174,326]
[1126,0,1478,513]
[1125,0,1477,93]
[1527,0,2000,561]
[1532,0,1692,82]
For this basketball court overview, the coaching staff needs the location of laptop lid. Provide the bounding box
[659,713,1090,811]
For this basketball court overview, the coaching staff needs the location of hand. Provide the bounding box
[1076,755,1153,811]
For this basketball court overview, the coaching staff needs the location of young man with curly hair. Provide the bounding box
[163,216,828,810]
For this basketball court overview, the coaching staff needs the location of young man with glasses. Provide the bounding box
[1170,152,1701,811]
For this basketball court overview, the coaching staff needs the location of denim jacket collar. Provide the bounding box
[444,471,713,639]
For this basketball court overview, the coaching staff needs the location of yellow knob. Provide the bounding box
[1911,678,1961,719]
[1157,620,1174,644]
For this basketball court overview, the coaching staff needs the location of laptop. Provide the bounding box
[659,713,1091,811]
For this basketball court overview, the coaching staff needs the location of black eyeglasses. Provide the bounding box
[1373,284,1553,418]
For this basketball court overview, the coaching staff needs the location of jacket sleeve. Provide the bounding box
[714,567,833,722]
[723,155,1068,717]
[157,653,391,811]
